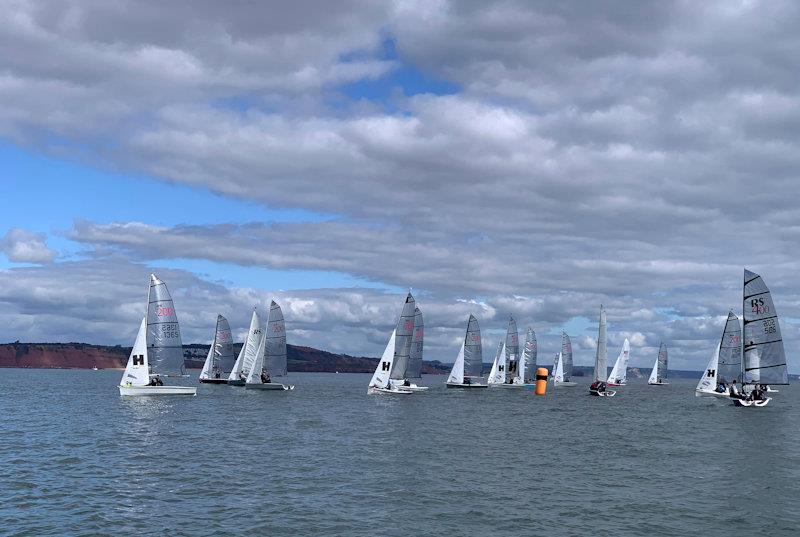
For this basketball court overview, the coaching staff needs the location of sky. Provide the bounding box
[2,0,800,372]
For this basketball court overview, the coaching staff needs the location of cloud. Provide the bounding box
[1,228,56,263]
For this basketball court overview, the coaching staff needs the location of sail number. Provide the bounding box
[763,318,777,334]
[156,306,175,317]
[160,323,180,339]
[750,298,769,315]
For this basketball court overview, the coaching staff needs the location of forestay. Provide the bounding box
[717,310,742,384]
[463,314,483,378]
[146,274,185,376]
[121,317,150,386]
[406,307,424,379]
[390,293,416,380]
[594,306,607,382]
[743,269,789,384]
[265,301,288,377]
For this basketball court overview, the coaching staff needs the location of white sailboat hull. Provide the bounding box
[446,382,488,389]
[401,384,429,392]
[491,382,533,388]
[732,397,771,407]
[367,386,412,395]
[648,381,669,385]
[553,381,577,387]
[695,389,731,399]
[119,385,197,396]
[245,382,294,391]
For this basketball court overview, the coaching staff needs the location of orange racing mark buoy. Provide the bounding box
[535,367,548,396]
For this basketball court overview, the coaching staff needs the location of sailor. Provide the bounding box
[598,382,606,393]
[464,377,471,385]
[729,380,741,399]
[261,371,271,383]
[403,379,411,387]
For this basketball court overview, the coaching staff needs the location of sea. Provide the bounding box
[1,370,799,536]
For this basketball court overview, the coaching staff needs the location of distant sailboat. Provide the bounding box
[487,340,506,386]
[553,332,577,386]
[199,314,235,384]
[733,269,788,407]
[227,309,262,386]
[119,274,196,396]
[446,314,487,388]
[589,305,615,396]
[552,352,564,384]
[648,343,669,385]
[246,300,294,391]
[493,316,528,388]
[367,293,416,395]
[607,338,630,386]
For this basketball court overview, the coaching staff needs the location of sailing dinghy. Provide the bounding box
[553,332,577,386]
[607,338,630,386]
[227,309,263,386]
[522,327,537,385]
[199,314,235,384]
[367,293,416,394]
[731,269,788,407]
[589,305,615,396]
[246,301,294,391]
[119,274,196,396]
[648,343,669,385]
[493,316,528,388]
[446,314,487,388]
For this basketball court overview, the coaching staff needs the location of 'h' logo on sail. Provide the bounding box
[133,354,144,366]
[707,369,715,377]
[382,361,390,371]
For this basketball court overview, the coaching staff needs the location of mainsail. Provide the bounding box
[648,342,668,383]
[561,332,573,381]
[265,300,288,377]
[406,307,424,379]
[390,293,416,380]
[717,310,742,384]
[505,316,519,379]
[146,274,185,376]
[593,306,607,382]
[743,269,789,384]
[463,314,483,378]
[523,328,537,383]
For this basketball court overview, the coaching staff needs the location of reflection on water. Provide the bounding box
[1,369,799,536]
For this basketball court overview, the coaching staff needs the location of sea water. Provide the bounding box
[1,370,798,536]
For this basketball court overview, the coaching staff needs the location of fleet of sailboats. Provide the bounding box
[114,270,794,405]
[119,274,196,396]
